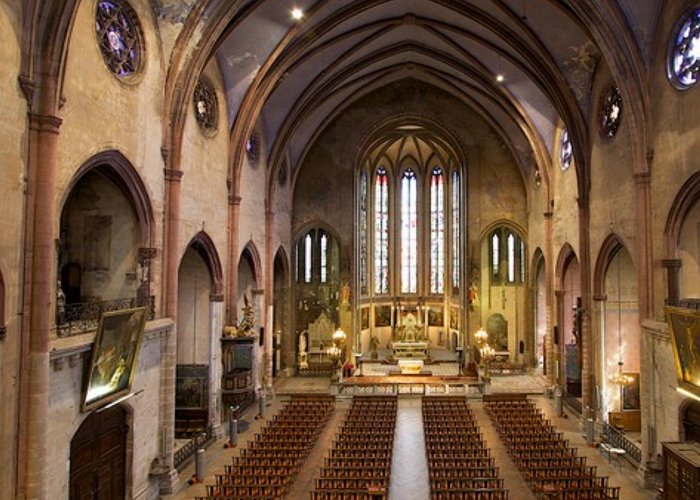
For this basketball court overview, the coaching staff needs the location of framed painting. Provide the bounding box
[666,306,700,397]
[82,307,147,411]
[428,306,444,327]
[622,372,640,410]
[360,307,369,330]
[176,365,209,409]
[450,306,460,330]
[374,305,392,327]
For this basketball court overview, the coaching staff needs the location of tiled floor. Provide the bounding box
[166,388,658,500]
[389,398,430,500]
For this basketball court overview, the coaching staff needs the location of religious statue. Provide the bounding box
[56,280,66,325]
[222,294,256,338]
[298,330,309,369]
[340,282,351,305]
[468,282,479,310]
[369,335,379,360]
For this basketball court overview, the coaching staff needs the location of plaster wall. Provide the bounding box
[0,3,29,497]
[648,0,700,319]
[46,320,173,500]
[177,249,211,364]
[57,0,165,305]
[550,127,580,259]
[178,60,229,269]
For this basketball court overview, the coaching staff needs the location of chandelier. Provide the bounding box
[609,360,634,386]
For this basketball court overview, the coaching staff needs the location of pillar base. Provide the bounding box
[158,468,180,495]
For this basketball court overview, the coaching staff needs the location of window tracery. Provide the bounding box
[560,129,573,171]
[95,0,143,79]
[374,167,390,295]
[430,167,445,294]
[668,9,700,89]
[599,85,622,140]
[193,77,218,134]
[401,169,418,294]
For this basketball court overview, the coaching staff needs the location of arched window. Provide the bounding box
[490,227,526,285]
[304,234,312,283]
[430,167,445,294]
[401,169,418,293]
[452,171,461,292]
[668,8,700,90]
[295,229,335,285]
[359,171,368,295]
[374,167,389,294]
[560,129,573,171]
[320,233,328,283]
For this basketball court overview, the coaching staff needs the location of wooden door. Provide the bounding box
[70,406,127,500]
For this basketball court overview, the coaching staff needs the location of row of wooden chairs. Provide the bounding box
[484,397,620,500]
[311,396,398,500]
[423,396,508,500]
[196,395,335,500]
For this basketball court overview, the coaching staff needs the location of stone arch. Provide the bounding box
[664,172,700,305]
[555,243,578,286]
[240,240,262,289]
[594,233,625,297]
[62,150,155,246]
[185,231,224,296]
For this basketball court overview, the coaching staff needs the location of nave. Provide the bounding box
[169,391,654,500]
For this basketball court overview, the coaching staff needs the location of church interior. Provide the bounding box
[2,1,700,499]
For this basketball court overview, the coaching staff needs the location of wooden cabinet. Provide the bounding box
[663,442,700,500]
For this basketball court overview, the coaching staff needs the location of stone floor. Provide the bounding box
[165,378,657,500]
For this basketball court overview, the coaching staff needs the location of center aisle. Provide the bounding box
[389,398,431,500]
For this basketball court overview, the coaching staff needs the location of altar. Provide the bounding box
[391,312,429,360]
[392,341,429,359]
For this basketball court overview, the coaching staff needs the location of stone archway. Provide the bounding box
[69,405,128,500]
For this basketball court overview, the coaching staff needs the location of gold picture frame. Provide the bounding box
[82,307,147,412]
[666,306,700,398]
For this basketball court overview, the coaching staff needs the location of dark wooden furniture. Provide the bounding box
[221,337,255,411]
[663,441,700,500]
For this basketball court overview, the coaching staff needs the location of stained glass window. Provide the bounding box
[374,167,389,294]
[401,169,418,293]
[520,240,526,283]
[95,1,143,79]
[668,9,700,89]
[359,171,368,295]
[492,233,500,278]
[304,234,312,283]
[452,171,461,291]
[599,85,622,140]
[560,129,573,171]
[430,167,445,294]
[193,77,218,134]
[507,233,516,283]
[246,132,260,165]
[320,233,328,283]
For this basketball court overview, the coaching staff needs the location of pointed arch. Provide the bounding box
[273,245,290,287]
[63,150,155,246]
[555,243,578,287]
[665,172,700,258]
[240,240,262,288]
[185,231,224,295]
[530,247,545,288]
[594,233,626,297]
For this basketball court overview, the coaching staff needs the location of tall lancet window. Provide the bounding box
[359,171,368,295]
[320,232,328,283]
[507,232,516,282]
[492,233,500,278]
[401,169,418,293]
[430,167,445,294]
[304,234,312,283]
[374,167,390,294]
[451,170,461,291]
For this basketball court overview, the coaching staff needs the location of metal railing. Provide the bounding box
[56,295,155,337]
[174,426,215,471]
[602,422,642,466]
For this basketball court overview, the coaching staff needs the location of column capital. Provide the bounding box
[593,294,607,302]
[163,168,183,182]
[634,171,651,185]
[543,211,554,219]
[662,258,682,269]
[0,325,6,340]
[229,194,242,206]
[209,293,224,302]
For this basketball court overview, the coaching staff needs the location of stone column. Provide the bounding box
[554,290,565,387]
[159,167,182,493]
[22,112,62,500]
[209,295,224,437]
[578,200,595,420]
[264,210,274,386]
[634,170,653,318]
[593,293,607,421]
[544,210,556,385]
[226,192,241,325]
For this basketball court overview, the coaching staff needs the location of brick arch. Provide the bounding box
[185,231,224,296]
[62,150,155,246]
[555,243,578,288]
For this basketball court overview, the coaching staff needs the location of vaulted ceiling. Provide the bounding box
[203,0,661,184]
